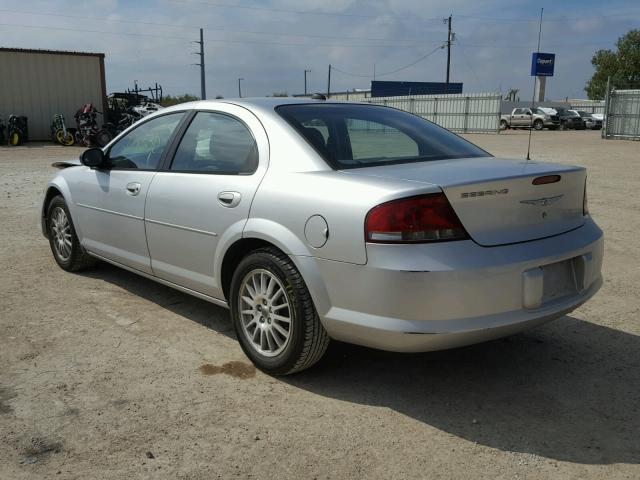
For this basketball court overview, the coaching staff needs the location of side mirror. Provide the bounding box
[80,148,106,168]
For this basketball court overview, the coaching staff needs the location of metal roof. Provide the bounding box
[0,47,105,58]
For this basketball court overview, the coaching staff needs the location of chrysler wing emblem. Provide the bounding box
[520,194,564,206]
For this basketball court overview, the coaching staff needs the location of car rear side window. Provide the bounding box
[170,112,258,174]
[108,112,184,170]
[277,103,489,169]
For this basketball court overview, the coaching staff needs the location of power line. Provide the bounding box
[0,23,422,48]
[166,0,440,20]
[1,22,619,51]
[0,8,429,43]
[331,43,446,79]
[0,23,193,40]
[456,10,640,23]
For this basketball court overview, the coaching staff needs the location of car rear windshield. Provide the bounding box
[276,103,490,169]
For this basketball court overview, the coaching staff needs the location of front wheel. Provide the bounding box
[230,248,329,375]
[55,129,75,146]
[47,196,96,271]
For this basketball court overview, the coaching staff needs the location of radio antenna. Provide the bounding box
[526,7,544,161]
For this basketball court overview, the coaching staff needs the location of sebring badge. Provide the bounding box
[461,188,509,198]
[520,194,564,207]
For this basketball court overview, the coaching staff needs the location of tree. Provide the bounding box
[585,29,640,99]
[160,94,200,107]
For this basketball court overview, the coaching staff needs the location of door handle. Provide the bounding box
[126,182,141,196]
[217,191,241,208]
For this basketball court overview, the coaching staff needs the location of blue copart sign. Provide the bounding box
[531,52,555,77]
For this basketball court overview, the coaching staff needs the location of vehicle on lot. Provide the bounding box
[7,114,28,146]
[536,107,557,116]
[40,99,603,374]
[500,108,559,130]
[74,103,113,147]
[50,114,76,146]
[556,108,587,130]
[576,110,603,130]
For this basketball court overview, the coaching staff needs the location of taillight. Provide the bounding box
[365,193,469,243]
[583,178,589,215]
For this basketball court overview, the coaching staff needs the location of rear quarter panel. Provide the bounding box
[247,170,440,265]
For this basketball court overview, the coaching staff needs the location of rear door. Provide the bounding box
[73,112,186,273]
[144,105,269,298]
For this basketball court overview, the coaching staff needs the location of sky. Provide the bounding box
[1,0,639,100]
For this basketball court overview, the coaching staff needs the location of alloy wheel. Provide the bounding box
[50,207,72,261]
[238,269,292,357]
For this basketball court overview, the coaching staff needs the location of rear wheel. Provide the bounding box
[533,119,543,130]
[47,195,96,271]
[499,119,508,130]
[95,129,113,147]
[230,248,329,375]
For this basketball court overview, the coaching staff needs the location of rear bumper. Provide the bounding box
[304,218,603,352]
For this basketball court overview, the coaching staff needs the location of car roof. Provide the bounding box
[160,96,373,114]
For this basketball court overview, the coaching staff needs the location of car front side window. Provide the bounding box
[170,112,258,174]
[108,112,185,170]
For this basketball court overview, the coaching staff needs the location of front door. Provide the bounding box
[145,107,269,298]
[73,112,186,273]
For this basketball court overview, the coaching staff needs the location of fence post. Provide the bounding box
[602,76,610,139]
[433,97,438,125]
[464,96,470,133]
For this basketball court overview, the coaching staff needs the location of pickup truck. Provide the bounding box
[500,108,560,130]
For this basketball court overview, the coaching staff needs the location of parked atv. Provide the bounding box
[51,114,76,146]
[74,103,113,147]
[7,115,28,146]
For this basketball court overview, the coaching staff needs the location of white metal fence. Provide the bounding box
[603,89,640,141]
[351,92,501,133]
[569,100,606,115]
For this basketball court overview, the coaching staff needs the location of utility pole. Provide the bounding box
[192,28,206,100]
[304,69,311,95]
[445,15,452,84]
[327,64,331,98]
[238,78,244,98]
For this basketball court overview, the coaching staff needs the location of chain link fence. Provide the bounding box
[603,89,640,141]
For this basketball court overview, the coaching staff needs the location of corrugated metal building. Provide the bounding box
[371,81,463,97]
[0,48,106,141]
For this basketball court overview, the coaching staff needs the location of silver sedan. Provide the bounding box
[40,98,603,374]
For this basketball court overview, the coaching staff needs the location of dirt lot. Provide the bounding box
[1,130,639,479]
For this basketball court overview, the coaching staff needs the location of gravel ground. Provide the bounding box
[1,130,639,479]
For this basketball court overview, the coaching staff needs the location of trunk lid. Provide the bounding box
[344,157,586,246]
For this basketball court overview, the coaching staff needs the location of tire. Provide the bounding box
[95,129,113,147]
[55,129,75,146]
[46,195,97,272]
[499,120,508,130]
[9,131,21,146]
[533,119,543,131]
[230,247,329,375]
